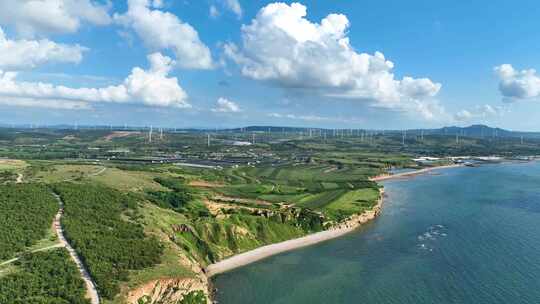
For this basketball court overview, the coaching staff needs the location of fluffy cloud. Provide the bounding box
[115,0,213,69]
[212,97,241,112]
[268,112,331,122]
[210,0,242,19]
[0,97,91,110]
[0,27,86,69]
[224,0,242,18]
[209,5,220,18]
[0,0,111,37]
[454,110,473,121]
[454,104,506,122]
[268,112,363,123]
[224,3,442,119]
[495,64,540,102]
[0,53,189,109]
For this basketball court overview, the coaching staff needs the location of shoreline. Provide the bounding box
[369,164,463,181]
[205,164,463,278]
[205,189,384,278]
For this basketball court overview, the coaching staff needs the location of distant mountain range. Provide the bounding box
[2,124,540,139]
[235,125,540,139]
[411,125,540,139]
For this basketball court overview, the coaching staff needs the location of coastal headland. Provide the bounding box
[206,164,462,277]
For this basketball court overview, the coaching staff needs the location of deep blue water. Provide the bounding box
[213,162,540,304]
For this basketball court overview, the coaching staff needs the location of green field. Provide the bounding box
[5,126,523,303]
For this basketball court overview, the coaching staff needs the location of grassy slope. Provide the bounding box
[0,159,28,171]
[0,149,388,303]
[29,163,104,182]
[89,168,167,192]
[105,200,198,303]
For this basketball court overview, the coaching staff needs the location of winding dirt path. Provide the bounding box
[0,244,64,267]
[61,166,107,182]
[89,167,107,177]
[52,193,100,304]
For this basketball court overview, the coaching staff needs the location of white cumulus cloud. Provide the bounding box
[454,104,506,122]
[454,110,473,121]
[209,5,220,18]
[0,27,86,69]
[0,97,91,110]
[224,0,242,18]
[0,0,111,37]
[495,64,540,102]
[115,0,213,70]
[0,52,190,109]
[212,97,241,112]
[268,112,363,124]
[224,2,442,120]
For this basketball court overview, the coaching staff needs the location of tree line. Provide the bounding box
[0,184,58,260]
[0,249,90,304]
[54,183,163,300]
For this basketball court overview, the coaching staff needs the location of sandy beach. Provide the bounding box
[206,191,384,277]
[206,228,359,277]
[206,164,464,277]
[369,164,463,181]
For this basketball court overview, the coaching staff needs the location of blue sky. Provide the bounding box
[1,0,540,130]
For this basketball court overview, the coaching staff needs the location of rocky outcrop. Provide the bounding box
[126,277,209,304]
[330,189,384,231]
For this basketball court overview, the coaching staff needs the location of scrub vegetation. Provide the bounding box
[0,249,89,304]
[1,125,534,303]
[53,183,163,300]
[0,184,58,260]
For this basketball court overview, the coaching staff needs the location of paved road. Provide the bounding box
[52,193,100,304]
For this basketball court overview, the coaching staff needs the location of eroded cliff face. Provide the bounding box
[126,276,209,304]
[124,191,383,304]
[330,191,383,230]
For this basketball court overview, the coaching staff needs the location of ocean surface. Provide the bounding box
[213,162,540,304]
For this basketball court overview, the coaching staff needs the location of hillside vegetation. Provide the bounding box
[0,249,89,304]
[2,126,499,303]
[0,184,58,260]
[54,183,163,300]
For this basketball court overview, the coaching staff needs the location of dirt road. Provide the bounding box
[52,193,100,304]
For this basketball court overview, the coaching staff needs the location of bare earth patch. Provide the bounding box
[0,159,27,170]
[213,195,273,206]
[203,198,259,218]
[103,131,141,141]
[188,180,225,188]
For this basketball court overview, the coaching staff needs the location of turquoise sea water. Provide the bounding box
[213,162,540,304]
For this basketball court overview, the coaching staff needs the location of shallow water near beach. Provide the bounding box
[213,162,540,304]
